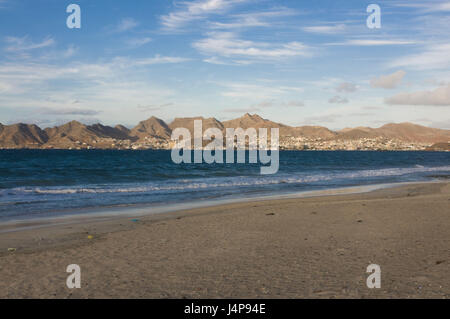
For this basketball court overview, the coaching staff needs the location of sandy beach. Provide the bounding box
[0,182,449,299]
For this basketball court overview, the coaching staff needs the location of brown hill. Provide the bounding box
[1,114,449,149]
[45,121,97,148]
[337,127,378,140]
[45,121,130,148]
[288,126,337,139]
[338,123,450,143]
[222,113,284,130]
[90,123,131,140]
[376,123,450,143]
[130,116,171,140]
[169,117,224,135]
[0,123,48,148]
[115,125,131,135]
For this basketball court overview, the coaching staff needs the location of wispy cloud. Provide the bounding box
[138,103,174,112]
[218,82,303,100]
[116,18,139,32]
[106,55,190,69]
[126,37,152,48]
[0,55,188,86]
[385,84,450,106]
[371,70,406,89]
[209,8,295,29]
[283,100,305,107]
[392,1,450,12]
[161,0,249,31]
[302,114,342,124]
[336,82,357,93]
[38,107,101,116]
[252,99,305,108]
[388,43,450,70]
[193,32,311,63]
[425,1,450,12]
[303,24,346,34]
[132,55,190,65]
[329,95,349,104]
[328,39,417,46]
[4,36,55,52]
[0,54,188,121]
[224,106,261,113]
[203,56,230,65]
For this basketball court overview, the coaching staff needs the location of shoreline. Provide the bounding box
[0,180,442,233]
[1,181,449,298]
[0,182,450,299]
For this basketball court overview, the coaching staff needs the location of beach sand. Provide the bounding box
[0,182,449,299]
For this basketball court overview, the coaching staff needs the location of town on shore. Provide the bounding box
[1,113,449,151]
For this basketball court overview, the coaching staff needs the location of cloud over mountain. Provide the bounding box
[371,70,406,89]
[385,84,450,106]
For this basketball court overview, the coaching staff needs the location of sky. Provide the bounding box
[0,0,449,130]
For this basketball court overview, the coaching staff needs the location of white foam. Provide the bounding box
[7,165,450,195]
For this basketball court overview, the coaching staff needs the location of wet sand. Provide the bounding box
[0,182,449,298]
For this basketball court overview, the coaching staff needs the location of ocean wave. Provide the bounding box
[5,165,450,195]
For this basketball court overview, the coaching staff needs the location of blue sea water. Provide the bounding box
[0,150,449,222]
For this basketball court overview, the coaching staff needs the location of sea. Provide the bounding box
[0,150,449,222]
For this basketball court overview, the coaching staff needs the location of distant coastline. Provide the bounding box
[1,113,449,151]
[1,148,449,152]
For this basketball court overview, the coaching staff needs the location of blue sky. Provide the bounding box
[0,0,449,129]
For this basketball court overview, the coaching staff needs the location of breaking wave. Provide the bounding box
[7,165,450,196]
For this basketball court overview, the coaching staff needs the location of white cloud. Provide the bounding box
[303,24,346,34]
[224,106,261,113]
[370,70,406,89]
[116,18,139,32]
[131,55,190,66]
[329,39,416,46]
[388,43,450,70]
[218,82,303,100]
[126,37,152,48]
[4,36,55,51]
[161,0,248,31]
[329,96,349,104]
[302,114,342,124]
[203,56,231,65]
[252,99,304,108]
[392,2,450,12]
[105,56,190,70]
[38,107,101,116]
[284,100,305,107]
[0,55,188,87]
[0,55,189,121]
[62,45,78,58]
[385,84,450,106]
[426,2,450,11]
[336,82,357,93]
[193,32,310,63]
[209,17,268,29]
[209,9,295,29]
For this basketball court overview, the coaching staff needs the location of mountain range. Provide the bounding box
[0,113,449,150]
